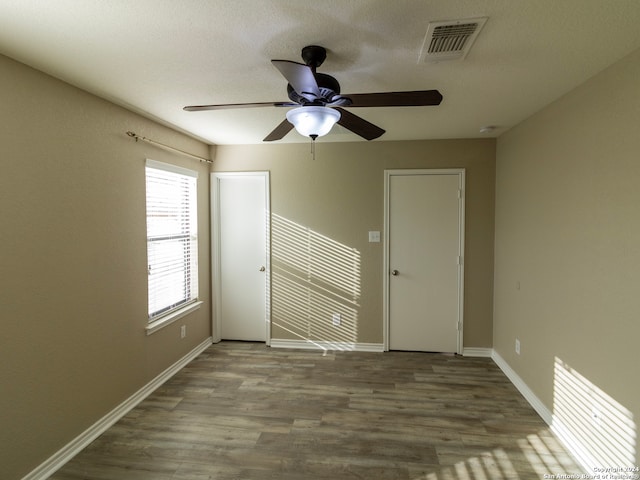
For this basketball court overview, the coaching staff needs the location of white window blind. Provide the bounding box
[145,159,198,321]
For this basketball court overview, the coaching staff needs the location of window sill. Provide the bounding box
[146,301,203,336]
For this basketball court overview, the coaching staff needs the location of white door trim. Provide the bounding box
[211,171,271,345]
[383,168,465,353]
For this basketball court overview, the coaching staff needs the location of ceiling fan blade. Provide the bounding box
[344,90,443,107]
[334,107,385,141]
[271,60,320,101]
[184,101,296,111]
[263,118,294,142]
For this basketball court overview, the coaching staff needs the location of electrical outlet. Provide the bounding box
[180,325,186,339]
[515,338,520,355]
[332,313,341,326]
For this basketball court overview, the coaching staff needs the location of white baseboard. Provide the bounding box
[490,351,594,473]
[491,350,553,425]
[23,337,213,480]
[550,416,596,473]
[269,338,385,353]
[273,343,491,358]
[462,347,493,357]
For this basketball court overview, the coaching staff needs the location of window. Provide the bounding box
[145,159,199,325]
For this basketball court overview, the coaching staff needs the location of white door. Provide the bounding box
[385,169,464,353]
[211,172,270,342]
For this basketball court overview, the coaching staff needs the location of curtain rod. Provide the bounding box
[126,131,212,164]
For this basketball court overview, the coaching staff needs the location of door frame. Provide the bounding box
[383,169,465,353]
[211,171,271,345]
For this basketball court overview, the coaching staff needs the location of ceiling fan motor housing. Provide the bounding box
[287,72,342,105]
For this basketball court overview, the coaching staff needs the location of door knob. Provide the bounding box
[259,266,266,272]
[391,269,399,276]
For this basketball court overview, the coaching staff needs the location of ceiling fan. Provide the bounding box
[183,45,443,142]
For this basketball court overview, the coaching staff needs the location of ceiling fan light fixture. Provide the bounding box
[286,106,340,140]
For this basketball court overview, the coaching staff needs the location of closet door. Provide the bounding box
[212,172,270,342]
[385,169,465,353]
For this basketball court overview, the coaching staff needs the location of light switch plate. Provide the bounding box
[368,231,381,243]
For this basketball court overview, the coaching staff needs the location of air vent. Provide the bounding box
[418,17,488,63]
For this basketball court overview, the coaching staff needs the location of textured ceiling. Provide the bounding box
[1,0,640,145]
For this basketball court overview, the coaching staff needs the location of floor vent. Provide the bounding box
[418,17,488,63]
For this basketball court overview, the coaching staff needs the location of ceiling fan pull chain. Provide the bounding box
[310,137,315,160]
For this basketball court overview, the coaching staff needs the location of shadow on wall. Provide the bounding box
[553,357,637,471]
[271,213,361,349]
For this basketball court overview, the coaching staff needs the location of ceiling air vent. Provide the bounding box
[418,17,488,63]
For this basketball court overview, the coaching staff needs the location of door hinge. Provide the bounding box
[458,189,463,199]
[457,255,463,265]
[457,321,462,331]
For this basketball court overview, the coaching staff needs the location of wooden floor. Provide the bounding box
[50,342,583,479]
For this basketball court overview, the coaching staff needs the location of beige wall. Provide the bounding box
[494,48,640,464]
[213,139,496,348]
[0,54,212,479]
